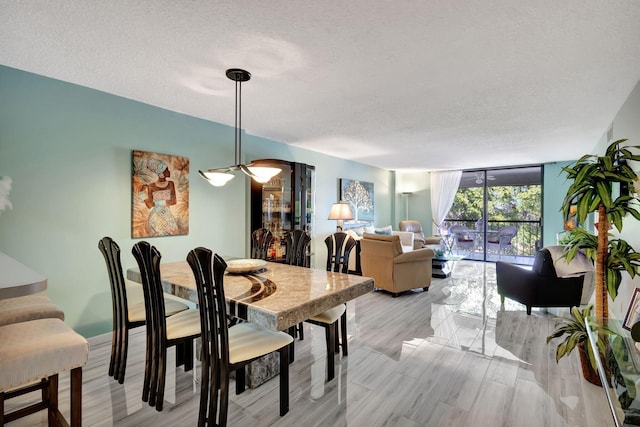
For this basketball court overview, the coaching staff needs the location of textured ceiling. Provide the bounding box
[2,1,640,172]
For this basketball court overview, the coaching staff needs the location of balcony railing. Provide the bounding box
[442,219,541,265]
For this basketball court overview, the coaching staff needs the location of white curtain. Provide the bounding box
[430,170,462,234]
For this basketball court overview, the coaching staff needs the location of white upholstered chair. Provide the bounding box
[0,317,89,425]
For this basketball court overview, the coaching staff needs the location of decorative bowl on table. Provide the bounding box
[226,259,267,274]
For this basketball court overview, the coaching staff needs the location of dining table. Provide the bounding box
[0,251,47,299]
[127,258,374,331]
[126,258,375,387]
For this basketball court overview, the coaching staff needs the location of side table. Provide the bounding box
[431,254,463,279]
[432,257,451,278]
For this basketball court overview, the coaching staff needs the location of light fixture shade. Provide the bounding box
[200,68,281,188]
[328,202,353,220]
[246,166,282,183]
[199,170,235,187]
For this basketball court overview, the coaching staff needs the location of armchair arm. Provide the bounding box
[395,247,434,264]
[496,261,538,303]
[412,235,426,250]
[496,261,537,284]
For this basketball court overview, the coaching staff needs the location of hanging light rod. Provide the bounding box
[199,68,281,187]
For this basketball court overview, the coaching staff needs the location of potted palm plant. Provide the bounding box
[546,305,607,385]
[561,138,640,319]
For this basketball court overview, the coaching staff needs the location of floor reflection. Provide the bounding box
[8,260,609,427]
[429,261,524,358]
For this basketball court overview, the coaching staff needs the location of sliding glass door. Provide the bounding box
[444,166,542,265]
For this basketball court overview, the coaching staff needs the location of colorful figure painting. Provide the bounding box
[132,150,189,238]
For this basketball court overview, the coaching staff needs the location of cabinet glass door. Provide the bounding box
[260,167,292,262]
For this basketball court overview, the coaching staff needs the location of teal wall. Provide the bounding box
[0,65,390,337]
[395,171,432,232]
[542,162,574,247]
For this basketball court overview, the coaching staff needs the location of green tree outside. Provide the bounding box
[447,185,542,255]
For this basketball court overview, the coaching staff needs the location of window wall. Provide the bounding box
[443,166,542,265]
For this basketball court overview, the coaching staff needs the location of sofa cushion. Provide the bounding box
[392,231,414,253]
[374,225,393,235]
[350,226,365,237]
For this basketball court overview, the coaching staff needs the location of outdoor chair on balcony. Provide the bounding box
[487,226,518,257]
[448,225,475,253]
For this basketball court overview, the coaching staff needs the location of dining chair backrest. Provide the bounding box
[324,232,357,273]
[131,241,170,408]
[186,247,225,426]
[132,241,199,412]
[251,228,274,260]
[187,247,229,377]
[131,241,167,340]
[285,229,311,267]
[99,236,130,333]
[99,236,143,382]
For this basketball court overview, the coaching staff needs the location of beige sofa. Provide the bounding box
[359,233,434,297]
[344,226,414,272]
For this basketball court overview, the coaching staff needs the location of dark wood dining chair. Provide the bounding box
[285,229,311,267]
[131,241,200,411]
[286,230,346,381]
[99,236,189,384]
[324,232,357,356]
[284,230,311,346]
[251,228,274,260]
[186,247,293,426]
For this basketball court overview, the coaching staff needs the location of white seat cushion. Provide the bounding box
[128,298,190,323]
[127,279,189,323]
[0,294,65,326]
[308,304,346,325]
[0,318,89,392]
[228,322,293,364]
[165,309,200,341]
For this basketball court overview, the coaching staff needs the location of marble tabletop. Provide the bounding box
[0,251,47,299]
[127,260,374,331]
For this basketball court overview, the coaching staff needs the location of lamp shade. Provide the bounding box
[198,68,281,187]
[199,170,235,187]
[246,166,282,183]
[328,202,353,220]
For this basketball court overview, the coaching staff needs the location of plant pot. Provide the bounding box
[578,342,602,386]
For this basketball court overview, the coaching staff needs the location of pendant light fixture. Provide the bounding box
[199,68,281,187]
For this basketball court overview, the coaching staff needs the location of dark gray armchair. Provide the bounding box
[496,248,584,315]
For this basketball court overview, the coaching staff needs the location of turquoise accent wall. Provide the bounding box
[0,65,389,337]
[396,171,432,232]
[542,162,574,247]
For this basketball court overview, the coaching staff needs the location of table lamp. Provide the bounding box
[328,202,353,232]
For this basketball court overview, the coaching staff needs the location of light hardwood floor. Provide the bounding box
[6,261,612,426]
